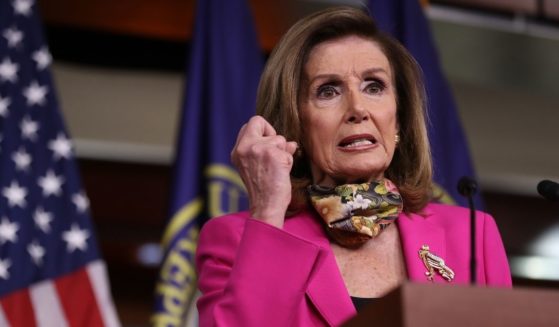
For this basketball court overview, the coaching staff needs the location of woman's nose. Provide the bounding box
[345,91,368,123]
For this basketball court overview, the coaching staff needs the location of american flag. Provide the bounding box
[0,1,120,326]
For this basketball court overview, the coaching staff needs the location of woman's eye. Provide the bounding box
[365,81,385,94]
[317,85,338,99]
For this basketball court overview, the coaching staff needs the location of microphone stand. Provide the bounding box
[467,191,476,285]
[458,177,478,285]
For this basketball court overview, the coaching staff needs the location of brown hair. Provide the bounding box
[256,6,433,214]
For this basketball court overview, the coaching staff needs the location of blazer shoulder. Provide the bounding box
[424,202,492,218]
[425,202,470,216]
[198,212,251,250]
[201,211,250,232]
[421,202,495,229]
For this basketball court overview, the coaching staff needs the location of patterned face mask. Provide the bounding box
[308,179,403,248]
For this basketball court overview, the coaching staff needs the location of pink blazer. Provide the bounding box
[196,203,512,327]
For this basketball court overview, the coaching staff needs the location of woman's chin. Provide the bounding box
[331,170,386,185]
[310,161,388,186]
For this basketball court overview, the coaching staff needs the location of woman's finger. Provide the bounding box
[285,141,298,155]
[244,115,277,138]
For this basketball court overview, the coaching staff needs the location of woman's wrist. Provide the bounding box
[250,207,286,228]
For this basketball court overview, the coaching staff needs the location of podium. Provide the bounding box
[343,283,559,326]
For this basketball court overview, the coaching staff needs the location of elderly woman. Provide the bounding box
[196,6,511,327]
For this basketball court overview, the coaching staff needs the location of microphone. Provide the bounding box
[537,180,559,202]
[457,176,478,285]
[458,176,477,197]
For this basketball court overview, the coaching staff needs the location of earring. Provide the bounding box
[395,133,400,144]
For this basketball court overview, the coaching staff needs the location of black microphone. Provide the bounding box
[537,180,559,202]
[458,176,477,197]
[457,176,478,285]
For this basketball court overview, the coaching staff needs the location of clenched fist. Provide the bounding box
[231,116,297,228]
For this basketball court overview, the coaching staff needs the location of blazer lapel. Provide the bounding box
[397,207,448,283]
[285,211,356,326]
[306,247,356,326]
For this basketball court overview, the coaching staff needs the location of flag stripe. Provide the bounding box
[86,261,121,327]
[0,288,37,327]
[29,280,69,327]
[0,306,9,327]
[55,267,104,327]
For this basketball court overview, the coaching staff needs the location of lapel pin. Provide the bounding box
[419,245,455,282]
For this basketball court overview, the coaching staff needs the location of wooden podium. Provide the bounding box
[343,283,559,326]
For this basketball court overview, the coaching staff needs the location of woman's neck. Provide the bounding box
[311,174,384,187]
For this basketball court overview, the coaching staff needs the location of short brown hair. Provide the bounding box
[256,6,432,214]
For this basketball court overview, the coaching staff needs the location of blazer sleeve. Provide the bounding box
[196,215,325,327]
[481,212,512,287]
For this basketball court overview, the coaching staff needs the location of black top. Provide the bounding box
[350,296,377,312]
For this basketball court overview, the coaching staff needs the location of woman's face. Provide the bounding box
[300,35,398,186]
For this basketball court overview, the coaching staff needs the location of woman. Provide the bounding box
[196,7,511,326]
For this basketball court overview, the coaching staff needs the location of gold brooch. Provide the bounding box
[418,245,455,282]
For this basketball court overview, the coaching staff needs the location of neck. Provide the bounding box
[311,173,384,187]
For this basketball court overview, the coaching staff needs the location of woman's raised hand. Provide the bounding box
[231,116,297,228]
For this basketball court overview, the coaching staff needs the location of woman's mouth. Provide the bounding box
[338,135,377,149]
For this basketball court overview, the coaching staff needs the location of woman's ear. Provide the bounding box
[395,119,400,144]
